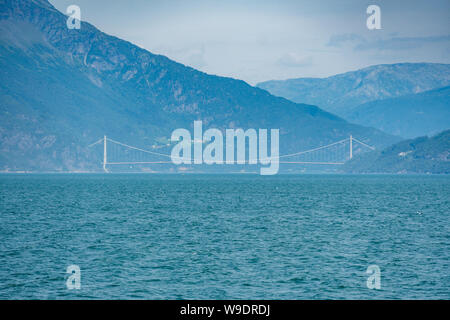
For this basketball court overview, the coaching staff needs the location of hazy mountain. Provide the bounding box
[0,0,397,172]
[257,63,450,115]
[344,130,450,174]
[345,86,450,139]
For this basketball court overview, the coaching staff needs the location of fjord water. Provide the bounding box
[0,174,449,299]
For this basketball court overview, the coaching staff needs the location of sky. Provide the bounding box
[50,0,450,85]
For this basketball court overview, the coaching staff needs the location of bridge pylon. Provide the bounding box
[349,134,353,159]
[103,135,109,173]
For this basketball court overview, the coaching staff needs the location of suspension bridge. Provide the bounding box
[88,135,375,172]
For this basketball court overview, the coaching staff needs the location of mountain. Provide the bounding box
[257,63,450,116]
[0,0,397,172]
[344,130,450,174]
[345,86,450,139]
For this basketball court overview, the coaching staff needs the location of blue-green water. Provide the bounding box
[0,174,449,299]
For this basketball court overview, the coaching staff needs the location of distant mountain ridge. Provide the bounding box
[344,130,450,174]
[346,86,450,139]
[257,63,450,116]
[0,0,397,172]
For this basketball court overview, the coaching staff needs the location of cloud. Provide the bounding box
[184,47,207,69]
[277,53,313,68]
[354,35,450,51]
[327,33,450,52]
[157,45,207,69]
[326,33,366,48]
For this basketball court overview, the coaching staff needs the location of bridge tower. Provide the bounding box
[349,135,353,159]
[103,135,108,173]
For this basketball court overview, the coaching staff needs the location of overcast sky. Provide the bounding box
[50,0,450,85]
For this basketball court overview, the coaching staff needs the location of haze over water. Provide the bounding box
[0,174,449,299]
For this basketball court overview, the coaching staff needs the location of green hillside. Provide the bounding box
[344,130,450,174]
